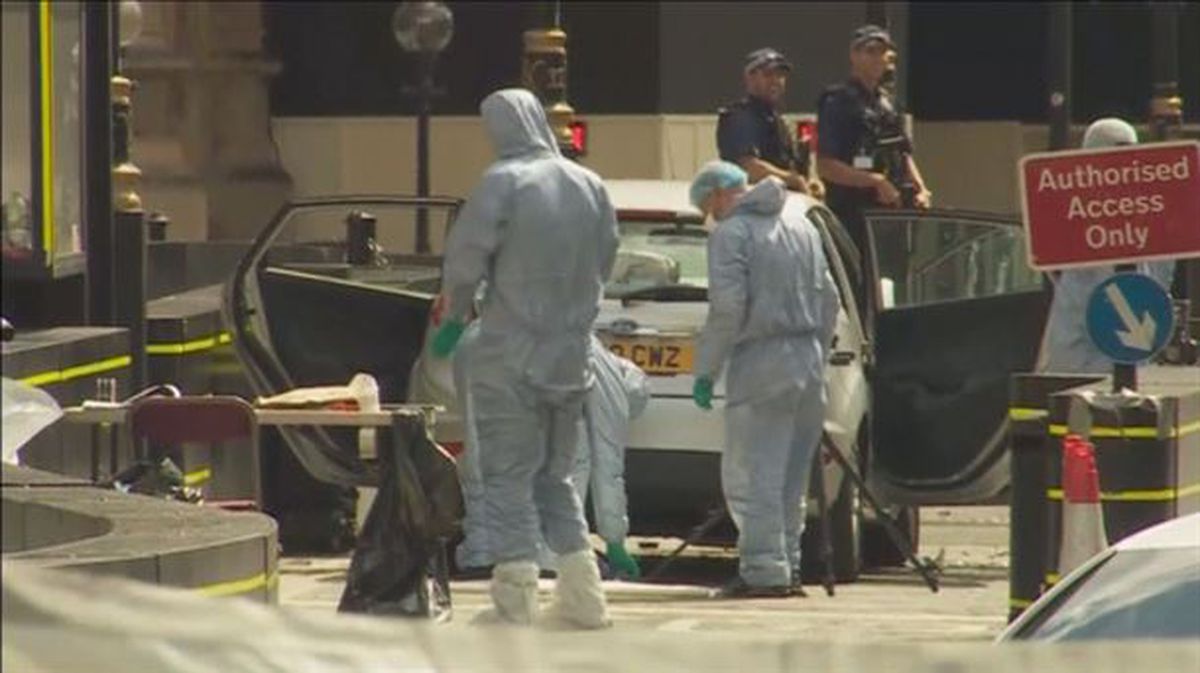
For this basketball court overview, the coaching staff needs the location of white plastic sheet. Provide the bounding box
[2,377,62,465]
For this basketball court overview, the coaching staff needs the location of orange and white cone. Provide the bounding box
[1058,435,1108,576]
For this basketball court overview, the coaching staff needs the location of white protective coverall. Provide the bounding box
[572,336,650,546]
[441,88,619,627]
[456,334,648,571]
[694,177,840,588]
[1041,118,1176,374]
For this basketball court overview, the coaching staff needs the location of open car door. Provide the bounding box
[222,195,461,485]
[865,208,1051,505]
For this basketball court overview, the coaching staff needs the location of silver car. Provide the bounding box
[408,180,1049,580]
[997,513,1200,641]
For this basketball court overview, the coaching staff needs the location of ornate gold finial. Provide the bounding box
[113,162,142,213]
[522,27,577,155]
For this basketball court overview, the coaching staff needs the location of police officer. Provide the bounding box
[718,48,812,195]
[816,25,932,255]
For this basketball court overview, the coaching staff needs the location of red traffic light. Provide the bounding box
[569,120,588,157]
[796,119,817,152]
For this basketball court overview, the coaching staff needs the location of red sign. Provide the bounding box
[1019,141,1200,270]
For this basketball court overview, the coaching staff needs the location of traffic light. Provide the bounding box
[568,119,588,158]
[796,119,817,154]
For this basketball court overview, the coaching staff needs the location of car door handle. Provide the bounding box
[829,351,856,366]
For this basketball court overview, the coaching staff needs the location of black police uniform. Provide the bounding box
[717,96,808,177]
[816,78,913,254]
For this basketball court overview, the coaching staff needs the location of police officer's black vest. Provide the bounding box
[818,80,913,205]
[717,97,808,175]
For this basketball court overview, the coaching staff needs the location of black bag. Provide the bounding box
[337,413,463,619]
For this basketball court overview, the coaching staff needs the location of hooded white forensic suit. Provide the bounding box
[695,178,840,589]
[572,336,650,547]
[455,333,648,573]
[441,88,618,627]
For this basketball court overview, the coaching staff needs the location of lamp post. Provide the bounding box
[112,0,147,392]
[1148,3,1183,143]
[393,2,453,255]
[1148,2,1195,360]
[1046,2,1071,151]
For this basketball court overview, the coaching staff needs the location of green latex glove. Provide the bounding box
[692,375,713,410]
[606,541,641,580]
[431,319,466,359]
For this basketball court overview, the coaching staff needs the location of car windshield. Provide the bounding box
[1019,547,1200,640]
[606,217,709,299]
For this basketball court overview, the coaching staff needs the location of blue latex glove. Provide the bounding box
[431,319,466,359]
[692,375,713,410]
[606,541,641,580]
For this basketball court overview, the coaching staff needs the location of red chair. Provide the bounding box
[128,396,262,511]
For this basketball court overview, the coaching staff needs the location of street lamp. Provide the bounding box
[112,0,148,391]
[393,2,453,255]
[113,0,143,206]
[118,0,143,57]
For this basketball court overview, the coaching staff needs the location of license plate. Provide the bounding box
[600,335,693,375]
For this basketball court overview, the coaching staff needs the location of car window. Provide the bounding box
[260,202,456,295]
[607,218,709,298]
[869,213,1042,309]
[1018,547,1200,641]
[807,205,865,316]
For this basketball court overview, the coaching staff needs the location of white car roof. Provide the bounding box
[605,180,699,217]
[1114,512,1200,552]
[604,179,825,219]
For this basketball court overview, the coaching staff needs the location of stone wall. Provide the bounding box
[125,1,292,242]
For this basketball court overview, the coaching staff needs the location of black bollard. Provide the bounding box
[346,210,377,266]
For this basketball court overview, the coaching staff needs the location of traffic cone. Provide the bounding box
[1058,435,1108,576]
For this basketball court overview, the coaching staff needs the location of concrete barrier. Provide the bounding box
[1,463,278,602]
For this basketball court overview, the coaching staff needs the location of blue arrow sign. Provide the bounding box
[1086,273,1175,365]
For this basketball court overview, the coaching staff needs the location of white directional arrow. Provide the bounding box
[1105,282,1157,352]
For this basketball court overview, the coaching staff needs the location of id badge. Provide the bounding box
[852,154,873,170]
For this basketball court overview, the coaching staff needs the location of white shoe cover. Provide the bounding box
[544,549,611,630]
[481,561,539,626]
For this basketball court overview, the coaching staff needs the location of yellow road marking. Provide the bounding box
[196,570,279,598]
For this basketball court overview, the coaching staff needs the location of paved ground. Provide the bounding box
[280,506,1011,643]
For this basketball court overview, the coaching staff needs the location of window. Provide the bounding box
[1019,548,1200,640]
[1,2,33,256]
[869,213,1043,309]
[1,0,84,267]
[50,0,83,257]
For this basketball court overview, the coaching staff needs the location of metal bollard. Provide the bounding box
[1045,383,1200,584]
[147,212,169,242]
[111,72,146,391]
[1007,373,1103,622]
[346,210,377,266]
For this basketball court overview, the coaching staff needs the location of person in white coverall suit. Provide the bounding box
[431,88,619,628]
[455,334,649,581]
[689,161,840,598]
[1040,118,1176,374]
[573,335,650,580]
